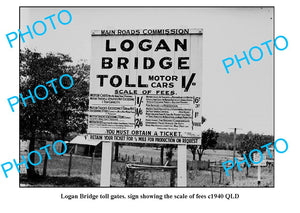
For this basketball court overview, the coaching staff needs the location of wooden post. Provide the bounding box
[100,142,112,187]
[74,144,78,154]
[90,152,95,175]
[170,169,176,187]
[42,153,48,177]
[125,165,129,186]
[211,167,214,183]
[114,143,119,162]
[258,165,261,186]
[177,144,187,187]
[68,152,73,176]
[219,167,222,184]
[222,167,225,182]
[160,146,164,165]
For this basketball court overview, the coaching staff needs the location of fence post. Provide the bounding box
[42,153,48,177]
[170,169,176,187]
[219,167,222,184]
[114,143,119,162]
[90,152,95,175]
[211,167,214,183]
[160,147,164,165]
[68,152,73,176]
[125,165,129,186]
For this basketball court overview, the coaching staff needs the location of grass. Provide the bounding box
[20,146,274,187]
[20,175,98,187]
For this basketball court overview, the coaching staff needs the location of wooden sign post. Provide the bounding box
[100,142,112,186]
[257,165,261,186]
[177,145,187,186]
[253,152,266,186]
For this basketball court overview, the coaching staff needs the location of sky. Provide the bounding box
[20,7,274,135]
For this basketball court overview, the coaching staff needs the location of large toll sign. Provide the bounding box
[88,28,203,145]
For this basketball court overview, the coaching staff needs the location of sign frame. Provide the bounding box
[88,28,203,187]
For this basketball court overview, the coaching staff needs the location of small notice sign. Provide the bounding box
[253,152,267,166]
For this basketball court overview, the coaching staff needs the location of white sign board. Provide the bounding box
[88,28,203,145]
[253,152,267,166]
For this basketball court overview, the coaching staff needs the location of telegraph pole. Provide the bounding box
[232,128,236,183]
[229,128,242,184]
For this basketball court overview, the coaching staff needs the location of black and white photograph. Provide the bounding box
[18,7,274,187]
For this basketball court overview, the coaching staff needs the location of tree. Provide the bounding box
[47,62,90,140]
[188,128,219,161]
[20,49,89,177]
[196,129,219,161]
[237,132,272,176]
